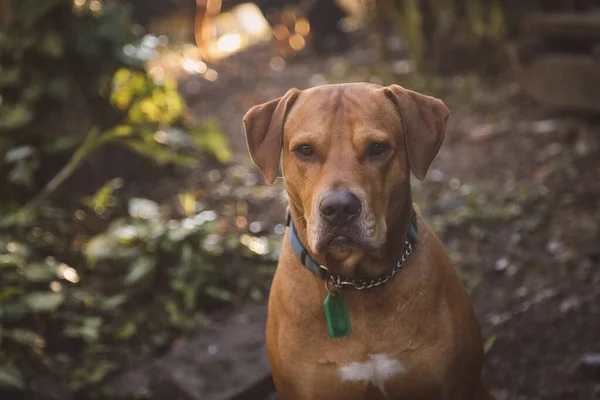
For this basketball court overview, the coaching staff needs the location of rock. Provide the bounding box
[104,304,272,400]
[468,123,498,143]
[525,13,600,43]
[518,54,600,113]
[580,353,600,375]
[531,120,558,135]
[559,296,581,314]
[494,257,510,273]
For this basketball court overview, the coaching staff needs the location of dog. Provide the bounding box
[243,83,494,400]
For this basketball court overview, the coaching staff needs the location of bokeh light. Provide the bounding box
[295,18,310,36]
[217,33,242,53]
[288,34,305,51]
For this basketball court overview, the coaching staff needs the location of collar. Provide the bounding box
[285,208,418,290]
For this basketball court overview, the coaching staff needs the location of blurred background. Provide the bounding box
[1,0,599,399]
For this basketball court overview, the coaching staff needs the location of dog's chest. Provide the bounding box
[290,332,447,400]
[301,350,441,400]
[338,353,405,398]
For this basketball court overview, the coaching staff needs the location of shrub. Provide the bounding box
[0,0,275,397]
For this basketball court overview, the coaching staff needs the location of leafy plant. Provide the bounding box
[0,0,256,398]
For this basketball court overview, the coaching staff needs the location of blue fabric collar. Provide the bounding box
[285,208,419,282]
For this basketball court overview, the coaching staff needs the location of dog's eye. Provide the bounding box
[367,142,390,158]
[295,144,314,158]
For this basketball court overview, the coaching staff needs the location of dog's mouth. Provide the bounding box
[316,228,374,254]
[325,235,359,250]
[309,214,382,255]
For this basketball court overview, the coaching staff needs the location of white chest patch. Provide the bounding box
[338,354,405,398]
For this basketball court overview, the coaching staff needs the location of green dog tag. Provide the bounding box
[323,290,351,338]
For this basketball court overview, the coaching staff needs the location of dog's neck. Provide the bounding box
[288,190,415,280]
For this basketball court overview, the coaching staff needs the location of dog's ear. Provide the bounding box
[383,84,450,180]
[243,88,300,184]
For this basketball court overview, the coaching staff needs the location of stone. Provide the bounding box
[580,353,600,375]
[525,13,600,43]
[518,54,600,113]
[104,304,272,400]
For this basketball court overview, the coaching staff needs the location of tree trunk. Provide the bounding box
[0,0,12,31]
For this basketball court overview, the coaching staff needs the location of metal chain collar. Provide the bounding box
[325,240,414,291]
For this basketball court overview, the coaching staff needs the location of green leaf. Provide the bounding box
[98,294,126,311]
[0,287,24,303]
[109,125,134,137]
[8,159,39,187]
[484,334,498,353]
[39,31,64,58]
[43,135,79,153]
[64,317,101,340]
[124,257,156,285]
[82,178,123,211]
[120,140,197,167]
[0,67,21,88]
[85,227,140,265]
[204,286,232,302]
[22,263,58,282]
[163,298,185,326]
[113,321,137,339]
[0,364,26,390]
[70,360,116,390]
[85,234,114,263]
[72,317,103,343]
[5,146,35,163]
[23,291,64,312]
[0,105,33,131]
[0,208,36,229]
[5,328,45,348]
[87,360,115,384]
[128,198,160,219]
[190,121,231,163]
[0,254,22,267]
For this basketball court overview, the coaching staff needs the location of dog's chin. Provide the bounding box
[316,235,372,256]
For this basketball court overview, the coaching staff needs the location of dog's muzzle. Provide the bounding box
[311,190,375,253]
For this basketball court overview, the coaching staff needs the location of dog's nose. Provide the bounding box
[319,190,362,225]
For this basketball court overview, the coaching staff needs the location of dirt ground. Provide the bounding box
[179,39,600,399]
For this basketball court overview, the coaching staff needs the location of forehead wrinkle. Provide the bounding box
[284,85,401,145]
[326,86,346,137]
[341,90,395,146]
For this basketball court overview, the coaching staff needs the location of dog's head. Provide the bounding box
[243,83,449,271]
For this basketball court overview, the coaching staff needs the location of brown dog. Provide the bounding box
[243,83,494,400]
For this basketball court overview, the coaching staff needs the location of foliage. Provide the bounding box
[0,0,231,202]
[0,182,279,395]
[0,0,255,397]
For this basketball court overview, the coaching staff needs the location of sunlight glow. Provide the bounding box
[50,281,62,292]
[241,234,269,255]
[204,69,218,81]
[217,34,242,53]
[237,3,270,35]
[181,59,207,74]
[89,0,102,12]
[58,263,80,283]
